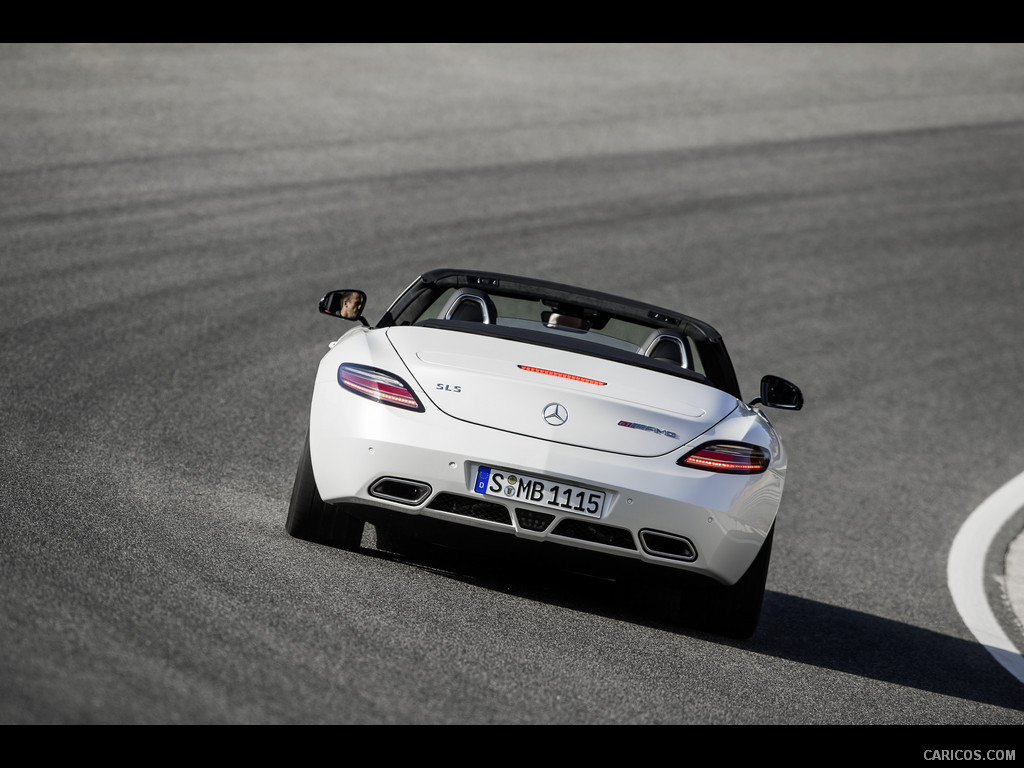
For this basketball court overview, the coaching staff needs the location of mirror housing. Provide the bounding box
[750,375,803,411]
[320,289,367,325]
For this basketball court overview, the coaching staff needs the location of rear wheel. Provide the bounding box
[285,431,364,550]
[681,524,774,639]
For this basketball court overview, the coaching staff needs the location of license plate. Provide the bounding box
[474,466,605,518]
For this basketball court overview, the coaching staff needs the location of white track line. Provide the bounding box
[948,470,1024,684]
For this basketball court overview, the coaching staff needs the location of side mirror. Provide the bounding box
[750,374,803,411]
[319,289,367,325]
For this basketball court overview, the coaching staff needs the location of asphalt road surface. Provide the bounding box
[3,43,1024,728]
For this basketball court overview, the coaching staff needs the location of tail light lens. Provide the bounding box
[337,364,424,411]
[678,442,769,474]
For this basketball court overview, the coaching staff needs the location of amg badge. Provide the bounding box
[617,420,680,440]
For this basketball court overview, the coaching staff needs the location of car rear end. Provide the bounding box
[308,325,786,586]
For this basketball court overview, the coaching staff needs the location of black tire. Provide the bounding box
[681,524,774,639]
[285,431,364,550]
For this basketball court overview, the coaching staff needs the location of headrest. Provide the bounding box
[438,288,497,324]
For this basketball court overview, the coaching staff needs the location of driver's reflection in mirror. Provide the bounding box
[340,291,363,319]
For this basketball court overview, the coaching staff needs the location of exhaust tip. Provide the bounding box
[638,530,697,562]
[369,477,432,505]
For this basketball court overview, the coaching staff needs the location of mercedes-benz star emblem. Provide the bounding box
[543,402,568,426]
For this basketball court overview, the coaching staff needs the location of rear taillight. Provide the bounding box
[337,364,424,411]
[678,443,769,474]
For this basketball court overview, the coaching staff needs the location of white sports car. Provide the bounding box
[287,269,802,638]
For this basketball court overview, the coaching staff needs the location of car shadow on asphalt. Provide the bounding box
[753,593,1024,712]
[360,529,1024,713]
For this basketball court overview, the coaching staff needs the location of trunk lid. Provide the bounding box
[387,326,737,457]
